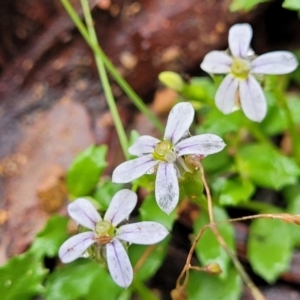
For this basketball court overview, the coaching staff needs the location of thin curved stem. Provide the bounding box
[81,0,129,159]
[198,162,266,300]
[61,0,164,133]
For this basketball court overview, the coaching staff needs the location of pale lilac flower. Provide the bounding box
[201,23,298,122]
[58,189,168,288]
[112,102,225,214]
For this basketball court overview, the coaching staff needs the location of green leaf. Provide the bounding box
[230,0,270,12]
[30,215,69,258]
[180,170,204,204]
[260,92,287,135]
[45,259,119,300]
[261,92,300,135]
[282,0,300,10]
[219,178,254,206]
[198,108,243,137]
[139,194,176,231]
[237,144,300,190]
[131,279,158,300]
[93,180,123,210]
[283,185,300,247]
[187,267,242,300]
[194,206,235,278]
[290,52,300,84]
[67,145,107,197]
[181,77,215,104]
[248,217,293,283]
[133,173,156,192]
[86,263,126,300]
[129,237,170,282]
[201,150,232,175]
[128,130,140,147]
[287,94,300,125]
[0,252,47,300]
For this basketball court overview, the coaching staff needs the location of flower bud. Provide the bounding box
[171,286,188,300]
[159,71,185,92]
[205,263,222,275]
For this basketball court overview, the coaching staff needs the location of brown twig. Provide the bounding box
[133,244,156,274]
[174,162,266,300]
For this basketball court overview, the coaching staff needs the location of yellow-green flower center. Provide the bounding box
[153,140,176,163]
[95,220,114,236]
[230,57,250,79]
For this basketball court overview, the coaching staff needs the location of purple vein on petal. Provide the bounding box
[112,242,126,286]
[215,74,238,114]
[60,236,91,260]
[112,155,159,183]
[104,190,137,226]
[68,198,101,230]
[59,232,96,263]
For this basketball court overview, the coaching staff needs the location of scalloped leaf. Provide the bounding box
[219,178,254,206]
[93,180,124,211]
[0,252,47,300]
[187,267,242,300]
[30,215,68,257]
[248,217,293,283]
[45,259,123,300]
[237,144,300,190]
[67,145,107,197]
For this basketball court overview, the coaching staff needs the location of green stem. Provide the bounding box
[80,0,129,159]
[131,278,159,300]
[275,84,300,163]
[61,0,164,133]
[244,119,276,150]
[236,200,279,213]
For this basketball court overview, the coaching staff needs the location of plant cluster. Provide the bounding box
[1,1,300,300]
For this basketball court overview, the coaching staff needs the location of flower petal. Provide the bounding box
[239,75,267,122]
[164,102,194,145]
[59,232,96,263]
[106,239,133,288]
[112,155,159,183]
[229,23,253,58]
[68,198,101,230]
[129,135,160,156]
[251,51,298,74]
[176,134,226,156]
[117,222,169,244]
[155,162,179,214]
[200,51,232,74]
[215,74,239,114]
[104,189,137,226]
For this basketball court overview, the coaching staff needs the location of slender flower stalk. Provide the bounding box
[201,23,298,122]
[59,190,168,288]
[81,0,129,159]
[60,0,164,133]
[112,102,225,214]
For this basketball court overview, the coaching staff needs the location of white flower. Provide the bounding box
[58,189,168,288]
[112,102,225,214]
[200,23,298,122]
